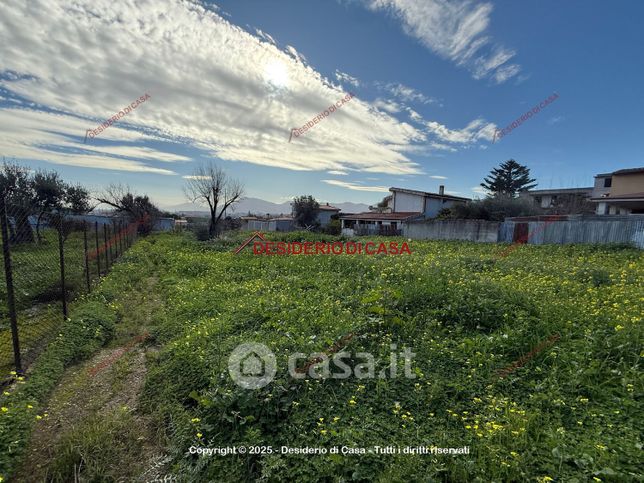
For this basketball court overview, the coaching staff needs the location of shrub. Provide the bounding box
[445,197,541,221]
[322,219,341,235]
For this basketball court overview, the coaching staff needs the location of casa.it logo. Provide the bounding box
[228,343,277,389]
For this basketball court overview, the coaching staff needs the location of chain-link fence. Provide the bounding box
[0,196,140,381]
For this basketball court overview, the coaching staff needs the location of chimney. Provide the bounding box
[439,185,445,196]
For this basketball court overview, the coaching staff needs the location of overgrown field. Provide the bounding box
[4,232,641,481]
[134,233,642,482]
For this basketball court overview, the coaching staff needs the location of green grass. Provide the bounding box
[0,227,124,375]
[130,232,642,482]
[47,407,147,482]
[0,235,145,481]
[3,231,641,481]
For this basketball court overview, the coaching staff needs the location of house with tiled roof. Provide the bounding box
[340,185,470,235]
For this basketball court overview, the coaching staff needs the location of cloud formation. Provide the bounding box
[322,179,391,192]
[365,0,520,83]
[378,82,438,105]
[0,0,431,177]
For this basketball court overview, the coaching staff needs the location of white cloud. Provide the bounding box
[547,115,565,125]
[471,186,488,198]
[0,107,176,175]
[366,0,521,83]
[373,98,402,113]
[430,175,447,179]
[426,118,496,144]
[334,70,361,87]
[377,82,437,105]
[0,0,426,176]
[182,175,210,180]
[327,170,349,175]
[322,179,391,192]
[406,108,423,122]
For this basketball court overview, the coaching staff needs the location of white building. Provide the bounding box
[340,186,470,235]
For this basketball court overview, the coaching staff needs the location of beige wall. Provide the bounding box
[611,173,644,196]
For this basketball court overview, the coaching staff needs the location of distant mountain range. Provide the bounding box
[163,197,370,217]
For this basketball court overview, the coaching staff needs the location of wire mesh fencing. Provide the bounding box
[0,196,140,381]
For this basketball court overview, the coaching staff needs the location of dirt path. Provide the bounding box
[14,277,172,482]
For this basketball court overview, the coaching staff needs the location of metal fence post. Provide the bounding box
[83,221,91,292]
[118,220,123,254]
[95,221,101,277]
[0,196,22,373]
[57,217,67,319]
[103,223,110,269]
[112,222,118,259]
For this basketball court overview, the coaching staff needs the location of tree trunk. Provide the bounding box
[208,212,216,238]
[36,211,45,242]
[12,209,34,244]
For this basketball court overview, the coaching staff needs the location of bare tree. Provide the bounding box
[183,163,244,238]
[96,184,160,234]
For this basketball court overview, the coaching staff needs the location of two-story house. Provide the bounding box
[590,167,644,215]
[340,185,470,235]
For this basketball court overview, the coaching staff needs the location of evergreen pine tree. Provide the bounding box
[480,159,537,197]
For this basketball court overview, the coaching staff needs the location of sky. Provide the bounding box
[1,0,643,209]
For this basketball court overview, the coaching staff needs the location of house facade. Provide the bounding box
[240,203,340,232]
[316,204,341,226]
[340,185,470,235]
[519,187,595,214]
[591,167,644,215]
[242,216,294,232]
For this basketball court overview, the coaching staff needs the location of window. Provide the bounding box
[604,177,612,188]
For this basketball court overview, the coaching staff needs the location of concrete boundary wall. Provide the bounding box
[402,220,500,242]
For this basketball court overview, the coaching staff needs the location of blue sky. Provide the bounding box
[1,0,642,209]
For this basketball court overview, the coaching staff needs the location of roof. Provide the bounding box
[595,167,644,177]
[612,167,644,176]
[339,211,422,221]
[389,187,471,202]
[318,204,341,211]
[590,192,644,201]
[522,187,593,196]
